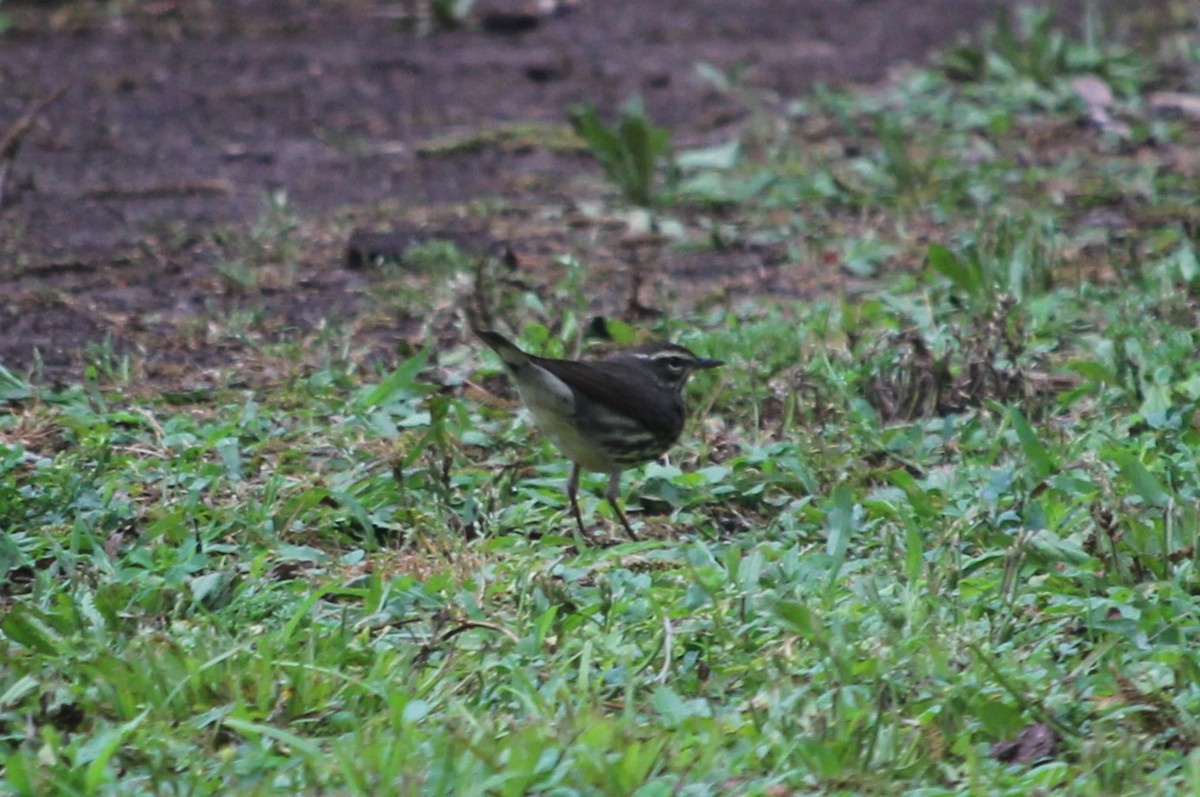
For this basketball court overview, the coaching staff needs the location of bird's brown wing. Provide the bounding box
[535,357,681,441]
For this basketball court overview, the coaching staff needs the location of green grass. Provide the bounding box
[6,6,1200,795]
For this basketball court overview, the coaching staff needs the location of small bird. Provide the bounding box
[474,328,723,539]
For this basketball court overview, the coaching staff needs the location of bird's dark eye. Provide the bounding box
[661,357,687,371]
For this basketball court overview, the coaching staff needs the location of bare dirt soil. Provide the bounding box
[0,0,1089,383]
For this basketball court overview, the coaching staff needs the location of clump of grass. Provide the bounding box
[569,97,674,209]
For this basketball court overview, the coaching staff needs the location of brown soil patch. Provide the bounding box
[0,0,1090,383]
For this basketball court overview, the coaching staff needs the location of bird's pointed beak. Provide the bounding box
[693,357,724,369]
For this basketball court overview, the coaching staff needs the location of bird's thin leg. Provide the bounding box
[606,470,637,540]
[567,463,587,538]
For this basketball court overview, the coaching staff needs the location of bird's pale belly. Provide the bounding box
[527,404,621,472]
[514,364,669,472]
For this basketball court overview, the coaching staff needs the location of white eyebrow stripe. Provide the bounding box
[624,347,695,363]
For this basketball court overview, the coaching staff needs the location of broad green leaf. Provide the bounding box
[222,717,322,758]
[3,751,33,796]
[358,347,432,410]
[0,363,33,402]
[1067,359,1118,386]
[676,139,740,171]
[1010,407,1053,481]
[825,483,857,562]
[928,243,980,298]
[905,521,924,586]
[0,532,26,576]
[0,675,38,708]
[1,607,62,656]
[1176,240,1199,282]
[1106,448,1172,508]
[189,571,236,609]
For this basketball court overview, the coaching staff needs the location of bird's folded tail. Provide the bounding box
[472,328,529,370]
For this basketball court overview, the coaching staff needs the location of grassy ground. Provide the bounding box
[5,6,1200,795]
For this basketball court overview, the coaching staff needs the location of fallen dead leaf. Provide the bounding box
[1148,91,1200,120]
[990,722,1058,764]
